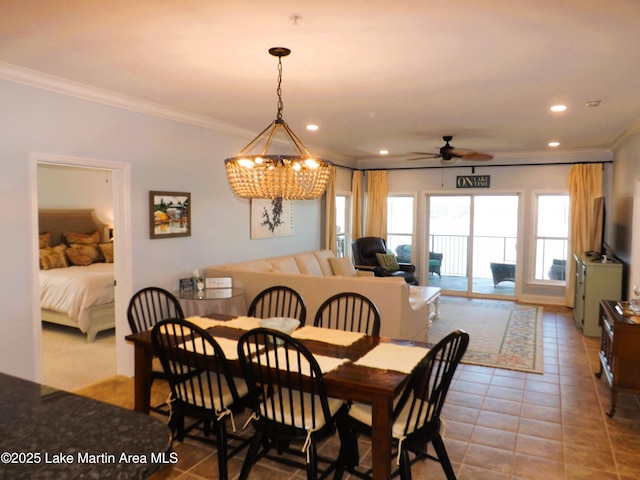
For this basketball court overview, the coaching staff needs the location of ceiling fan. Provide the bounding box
[408,135,494,163]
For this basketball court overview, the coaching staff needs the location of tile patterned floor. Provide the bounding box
[87,300,640,479]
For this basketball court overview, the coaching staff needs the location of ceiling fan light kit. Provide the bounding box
[225,47,333,200]
[408,135,494,164]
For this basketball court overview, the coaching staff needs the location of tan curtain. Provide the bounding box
[324,167,337,253]
[566,163,603,306]
[351,170,363,241]
[365,170,388,239]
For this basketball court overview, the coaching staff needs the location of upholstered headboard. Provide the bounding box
[39,209,109,246]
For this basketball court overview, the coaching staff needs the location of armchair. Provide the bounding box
[352,237,418,285]
[429,252,443,277]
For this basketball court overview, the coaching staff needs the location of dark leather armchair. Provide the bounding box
[352,237,418,285]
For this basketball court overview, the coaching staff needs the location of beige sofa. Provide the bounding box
[205,250,431,340]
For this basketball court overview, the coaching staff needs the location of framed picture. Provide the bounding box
[251,198,294,239]
[150,191,191,239]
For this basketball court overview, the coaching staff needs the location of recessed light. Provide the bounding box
[379,149,389,155]
[585,100,601,108]
[306,124,319,131]
[550,105,567,112]
[548,141,560,147]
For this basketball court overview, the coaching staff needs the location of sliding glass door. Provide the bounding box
[428,194,519,297]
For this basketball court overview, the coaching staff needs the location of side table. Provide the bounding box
[176,288,246,317]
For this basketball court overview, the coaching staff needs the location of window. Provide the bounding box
[387,196,414,256]
[534,194,569,281]
[336,195,349,257]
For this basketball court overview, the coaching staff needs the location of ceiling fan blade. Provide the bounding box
[462,153,494,160]
[449,148,477,156]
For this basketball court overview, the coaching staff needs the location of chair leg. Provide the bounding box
[431,435,456,480]
[239,430,262,480]
[336,420,359,469]
[216,419,228,480]
[398,446,413,480]
[306,441,318,480]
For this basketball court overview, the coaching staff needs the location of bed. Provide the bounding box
[38,209,115,342]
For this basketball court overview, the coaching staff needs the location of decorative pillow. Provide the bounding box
[40,245,68,270]
[313,250,336,276]
[294,253,323,276]
[39,232,51,249]
[376,253,399,272]
[328,256,358,277]
[271,257,300,274]
[62,230,100,245]
[66,243,101,266]
[98,242,114,263]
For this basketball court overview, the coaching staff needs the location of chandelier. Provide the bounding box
[225,47,333,200]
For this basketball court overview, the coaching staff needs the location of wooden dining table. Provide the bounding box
[125,314,430,480]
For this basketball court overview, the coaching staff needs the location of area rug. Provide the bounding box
[428,299,543,374]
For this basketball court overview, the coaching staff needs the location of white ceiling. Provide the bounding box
[2,0,640,168]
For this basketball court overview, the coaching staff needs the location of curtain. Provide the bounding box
[324,167,337,253]
[365,170,388,239]
[351,170,363,242]
[566,163,603,306]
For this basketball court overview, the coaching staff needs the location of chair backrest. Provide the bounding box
[352,237,387,267]
[247,286,307,326]
[393,330,469,441]
[127,287,185,334]
[237,328,333,435]
[151,318,243,413]
[313,292,381,336]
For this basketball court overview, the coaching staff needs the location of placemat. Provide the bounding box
[258,348,348,374]
[178,336,239,360]
[222,316,262,330]
[291,326,365,346]
[353,343,430,374]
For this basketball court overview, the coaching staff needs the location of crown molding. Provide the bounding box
[0,62,256,139]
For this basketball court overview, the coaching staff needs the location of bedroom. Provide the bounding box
[37,163,117,390]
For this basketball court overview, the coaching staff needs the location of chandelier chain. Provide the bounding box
[276,56,284,121]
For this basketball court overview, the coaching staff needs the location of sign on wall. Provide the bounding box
[456,175,491,188]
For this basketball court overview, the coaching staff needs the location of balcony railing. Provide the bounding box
[387,234,566,280]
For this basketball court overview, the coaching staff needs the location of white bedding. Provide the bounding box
[40,263,115,333]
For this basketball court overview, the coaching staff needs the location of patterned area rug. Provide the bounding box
[428,299,543,374]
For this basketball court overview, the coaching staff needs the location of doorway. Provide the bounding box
[32,152,133,385]
[428,194,519,297]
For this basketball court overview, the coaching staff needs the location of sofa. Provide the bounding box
[205,250,432,340]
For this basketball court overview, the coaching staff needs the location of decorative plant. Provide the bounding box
[261,198,284,233]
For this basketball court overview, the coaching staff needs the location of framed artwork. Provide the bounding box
[150,191,191,239]
[251,198,294,239]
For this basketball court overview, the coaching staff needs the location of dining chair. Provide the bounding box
[247,285,307,326]
[236,327,348,480]
[313,292,381,336]
[127,286,185,414]
[335,329,470,480]
[151,318,250,480]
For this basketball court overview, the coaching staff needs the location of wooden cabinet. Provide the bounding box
[597,300,640,417]
[573,253,622,336]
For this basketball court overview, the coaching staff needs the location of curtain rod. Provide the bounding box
[334,160,612,172]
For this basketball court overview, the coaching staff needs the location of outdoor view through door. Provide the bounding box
[429,195,519,296]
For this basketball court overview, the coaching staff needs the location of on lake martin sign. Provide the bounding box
[456,175,491,188]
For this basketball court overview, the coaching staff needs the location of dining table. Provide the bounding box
[125,314,432,480]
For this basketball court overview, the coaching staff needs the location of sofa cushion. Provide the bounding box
[313,250,336,276]
[376,253,399,271]
[329,256,358,277]
[295,254,323,276]
[271,257,300,274]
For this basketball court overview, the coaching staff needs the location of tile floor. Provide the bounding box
[87,300,640,479]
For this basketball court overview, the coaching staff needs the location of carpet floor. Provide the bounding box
[429,297,544,373]
[42,322,116,391]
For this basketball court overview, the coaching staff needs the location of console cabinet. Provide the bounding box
[573,253,622,336]
[597,300,640,417]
